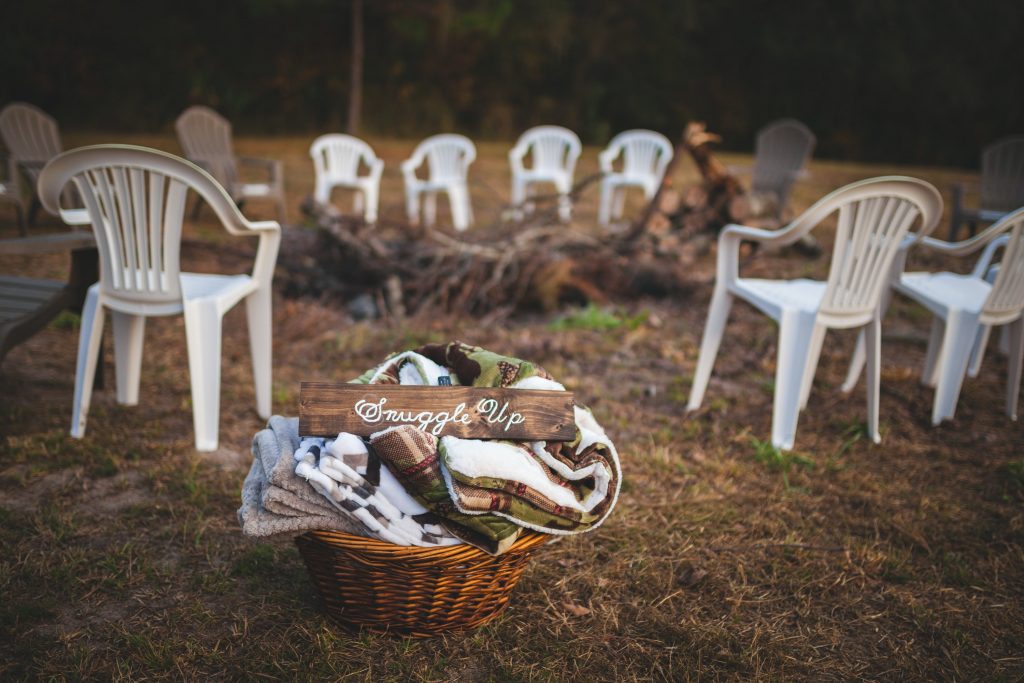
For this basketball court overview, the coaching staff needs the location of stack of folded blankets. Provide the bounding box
[239,341,621,555]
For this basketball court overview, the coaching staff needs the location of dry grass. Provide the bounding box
[1,134,1022,681]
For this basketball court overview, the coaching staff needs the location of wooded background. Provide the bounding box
[1,0,1020,166]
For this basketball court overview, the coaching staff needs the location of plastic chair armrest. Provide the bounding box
[970,234,1010,278]
[369,158,385,182]
[228,220,281,286]
[919,232,998,258]
[598,148,618,174]
[508,145,526,173]
[400,158,420,184]
[715,223,794,284]
[720,222,802,247]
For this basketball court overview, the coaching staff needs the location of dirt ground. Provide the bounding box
[1,133,1022,681]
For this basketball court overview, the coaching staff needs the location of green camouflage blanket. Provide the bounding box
[358,341,621,555]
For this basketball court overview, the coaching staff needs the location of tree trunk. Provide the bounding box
[347,0,364,135]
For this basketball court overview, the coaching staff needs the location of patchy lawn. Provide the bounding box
[1,135,1022,680]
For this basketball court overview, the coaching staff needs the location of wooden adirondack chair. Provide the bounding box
[728,119,816,225]
[175,106,287,224]
[948,136,1024,240]
[0,102,65,231]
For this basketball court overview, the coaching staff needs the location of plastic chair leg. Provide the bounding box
[771,309,818,450]
[557,194,572,223]
[864,317,882,443]
[111,310,146,406]
[799,323,827,409]
[931,309,979,425]
[246,288,273,420]
[71,287,105,439]
[1006,318,1024,420]
[405,190,418,224]
[353,190,365,217]
[687,287,734,411]
[967,324,992,378]
[364,186,379,224]
[183,300,223,452]
[841,291,893,394]
[841,330,866,394]
[612,187,626,220]
[921,317,945,389]
[554,178,572,222]
[598,181,614,226]
[424,192,438,227]
[511,178,526,208]
[448,187,471,231]
[464,187,475,227]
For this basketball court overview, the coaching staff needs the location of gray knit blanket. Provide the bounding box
[238,416,461,546]
[238,416,367,538]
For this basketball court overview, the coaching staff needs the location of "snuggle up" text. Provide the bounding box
[353,397,526,435]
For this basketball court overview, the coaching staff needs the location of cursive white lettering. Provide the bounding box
[476,398,526,432]
[353,397,477,435]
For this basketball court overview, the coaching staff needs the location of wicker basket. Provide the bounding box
[295,529,548,637]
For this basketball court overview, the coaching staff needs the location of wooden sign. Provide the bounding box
[299,382,576,441]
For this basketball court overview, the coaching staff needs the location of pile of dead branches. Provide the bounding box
[281,122,748,318]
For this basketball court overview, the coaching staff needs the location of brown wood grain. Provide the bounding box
[299,382,576,441]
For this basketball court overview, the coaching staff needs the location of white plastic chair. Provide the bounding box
[309,134,384,223]
[948,136,1024,240]
[598,130,673,226]
[687,177,943,450]
[842,208,1024,425]
[175,106,287,223]
[0,102,64,229]
[37,145,281,452]
[401,134,476,231]
[508,126,581,222]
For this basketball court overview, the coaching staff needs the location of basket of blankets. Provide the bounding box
[238,341,621,637]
